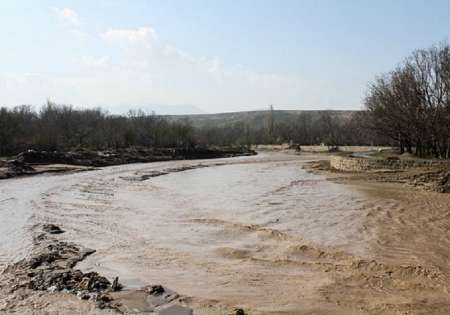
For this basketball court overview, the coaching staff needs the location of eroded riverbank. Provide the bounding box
[0,147,255,180]
[1,151,449,314]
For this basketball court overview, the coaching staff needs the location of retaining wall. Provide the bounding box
[330,156,449,172]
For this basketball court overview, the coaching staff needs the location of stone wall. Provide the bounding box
[330,156,449,172]
[300,145,392,153]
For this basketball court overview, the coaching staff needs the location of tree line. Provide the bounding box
[0,102,382,156]
[363,42,450,158]
[0,103,195,156]
[195,110,384,148]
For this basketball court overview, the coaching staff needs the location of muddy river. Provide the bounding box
[1,152,449,314]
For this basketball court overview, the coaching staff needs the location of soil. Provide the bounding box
[304,158,450,193]
[0,147,256,180]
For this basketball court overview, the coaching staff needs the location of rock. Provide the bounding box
[148,284,165,295]
[0,159,36,179]
[79,272,111,292]
[13,237,108,294]
[42,224,65,234]
[2,237,126,313]
[233,308,247,315]
[158,304,193,315]
[47,285,58,293]
[112,276,122,291]
[145,285,179,310]
[77,291,90,300]
[29,268,85,291]
[27,251,61,269]
[2,234,191,314]
[78,278,91,291]
[94,293,113,304]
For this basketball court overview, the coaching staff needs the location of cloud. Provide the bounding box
[50,7,88,39]
[51,7,81,26]
[100,27,156,46]
[3,22,311,112]
[98,26,289,85]
[162,45,195,64]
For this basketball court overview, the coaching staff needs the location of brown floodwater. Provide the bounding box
[1,151,449,314]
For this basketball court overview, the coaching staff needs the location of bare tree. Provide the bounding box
[364,42,450,158]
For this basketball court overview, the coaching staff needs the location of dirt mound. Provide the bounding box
[0,159,36,179]
[16,147,256,167]
[0,147,256,180]
[16,149,161,166]
[42,224,65,234]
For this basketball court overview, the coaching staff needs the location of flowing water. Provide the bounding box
[1,152,449,314]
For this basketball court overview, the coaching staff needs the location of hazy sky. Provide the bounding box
[1,0,449,114]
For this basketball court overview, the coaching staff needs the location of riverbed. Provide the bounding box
[1,151,449,314]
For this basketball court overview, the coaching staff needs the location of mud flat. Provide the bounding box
[1,151,450,314]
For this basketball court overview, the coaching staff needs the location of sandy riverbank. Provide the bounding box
[302,155,450,314]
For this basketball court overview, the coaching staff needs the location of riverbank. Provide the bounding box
[304,154,450,193]
[0,224,199,315]
[0,147,256,180]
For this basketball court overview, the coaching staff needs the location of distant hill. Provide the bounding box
[164,110,357,129]
[134,104,206,115]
